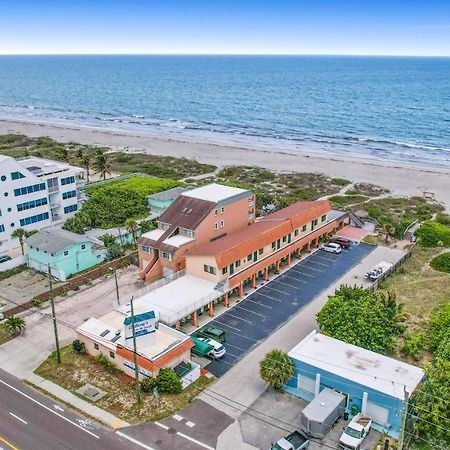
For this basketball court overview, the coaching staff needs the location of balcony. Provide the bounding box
[48,186,59,194]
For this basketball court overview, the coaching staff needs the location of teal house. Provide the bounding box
[25,228,106,281]
[147,187,187,215]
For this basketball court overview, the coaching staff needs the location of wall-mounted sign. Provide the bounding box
[123,310,156,341]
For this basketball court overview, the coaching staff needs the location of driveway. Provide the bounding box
[0,266,144,379]
[198,243,374,377]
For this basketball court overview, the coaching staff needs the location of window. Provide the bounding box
[259,248,263,255]
[61,176,75,186]
[19,212,49,227]
[162,252,172,261]
[214,208,218,216]
[271,241,276,249]
[321,214,327,222]
[203,264,216,275]
[158,222,170,230]
[222,267,227,275]
[214,222,219,230]
[81,244,86,250]
[294,229,299,236]
[314,219,318,226]
[94,343,99,350]
[11,171,25,180]
[221,206,224,214]
[14,183,46,197]
[64,250,69,256]
[0,225,4,233]
[17,197,48,212]
[184,229,194,238]
[282,236,287,243]
[302,224,307,232]
[64,204,78,214]
[247,254,252,261]
[220,220,224,228]
[62,190,76,200]
[236,260,241,268]
[109,351,115,359]
[141,245,151,253]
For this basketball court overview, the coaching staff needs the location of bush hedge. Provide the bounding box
[415,221,450,247]
[429,252,450,273]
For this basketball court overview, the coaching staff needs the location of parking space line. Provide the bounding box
[300,265,324,273]
[290,269,315,277]
[213,320,242,333]
[281,274,308,284]
[264,285,293,296]
[275,279,302,290]
[245,298,273,309]
[304,259,329,267]
[313,253,339,262]
[116,431,156,450]
[253,292,282,302]
[235,305,265,317]
[225,312,254,325]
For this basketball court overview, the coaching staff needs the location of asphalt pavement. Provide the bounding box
[201,243,374,377]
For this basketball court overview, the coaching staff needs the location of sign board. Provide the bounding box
[123,360,152,378]
[123,310,156,341]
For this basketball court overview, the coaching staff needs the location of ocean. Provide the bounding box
[0,55,449,167]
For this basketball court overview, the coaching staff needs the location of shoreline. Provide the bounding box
[0,116,449,210]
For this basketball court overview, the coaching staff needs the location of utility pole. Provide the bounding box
[114,269,120,306]
[48,264,61,364]
[398,385,408,450]
[129,296,141,404]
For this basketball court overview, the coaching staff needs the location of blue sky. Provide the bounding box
[1,1,449,56]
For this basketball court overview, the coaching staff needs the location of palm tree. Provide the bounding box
[57,146,70,163]
[259,349,294,390]
[93,153,111,180]
[125,219,138,245]
[80,153,92,182]
[5,315,26,336]
[11,228,26,255]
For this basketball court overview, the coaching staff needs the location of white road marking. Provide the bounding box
[254,291,282,302]
[186,421,195,428]
[300,265,324,273]
[275,279,302,290]
[264,285,293,296]
[245,298,273,309]
[213,320,242,333]
[305,259,328,267]
[0,378,100,439]
[155,421,169,430]
[9,412,27,425]
[173,414,183,421]
[281,273,308,284]
[53,404,64,412]
[314,253,339,262]
[225,312,253,324]
[235,305,265,317]
[176,431,214,450]
[116,431,156,450]
[290,269,315,277]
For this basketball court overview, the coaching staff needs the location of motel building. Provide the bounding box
[284,331,425,440]
[129,185,350,329]
[76,309,200,387]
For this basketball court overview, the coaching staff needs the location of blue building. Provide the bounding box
[147,187,187,215]
[284,331,424,439]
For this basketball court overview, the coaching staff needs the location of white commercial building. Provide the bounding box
[0,155,85,252]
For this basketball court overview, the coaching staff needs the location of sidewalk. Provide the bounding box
[27,373,128,429]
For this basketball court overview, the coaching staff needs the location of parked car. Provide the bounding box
[0,255,12,264]
[201,325,226,342]
[321,242,342,254]
[330,237,352,249]
[271,431,310,450]
[364,261,393,281]
[339,414,372,450]
[197,337,226,359]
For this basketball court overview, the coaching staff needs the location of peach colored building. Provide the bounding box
[138,183,255,282]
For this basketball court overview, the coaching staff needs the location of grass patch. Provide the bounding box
[0,324,12,345]
[361,234,378,245]
[330,177,351,186]
[346,182,390,197]
[329,194,369,206]
[85,176,181,196]
[35,345,213,423]
[429,251,450,273]
[0,264,27,282]
[108,153,216,180]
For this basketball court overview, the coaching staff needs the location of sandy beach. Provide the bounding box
[1,117,449,210]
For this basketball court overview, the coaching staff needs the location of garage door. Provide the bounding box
[297,374,315,394]
[365,401,389,427]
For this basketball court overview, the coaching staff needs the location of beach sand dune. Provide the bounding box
[1,117,449,210]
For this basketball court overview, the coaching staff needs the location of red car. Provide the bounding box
[330,237,352,248]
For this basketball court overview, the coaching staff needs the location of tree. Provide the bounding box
[126,219,138,245]
[139,219,155,234]
[11,228,27,255]
[76,149,92,182]
[4,315,26,336]
[106,243,124,260]
[57,146,70,163]
[259,349,294,390]
[316,285,405,354]
[140,377,157,393]
[156,368,182,394]
[99,234,117,248]
[93,152,111,180]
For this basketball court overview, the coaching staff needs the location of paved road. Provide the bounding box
[0,368,141,450]
[201,243,374,377]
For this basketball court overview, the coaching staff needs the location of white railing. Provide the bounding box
[181,361,201,389]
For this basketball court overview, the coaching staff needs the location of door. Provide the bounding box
[230,263,234,275]
[253,251,258,262]
[365,401,389,427]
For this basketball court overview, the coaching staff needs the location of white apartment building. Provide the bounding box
[0,155,85,252]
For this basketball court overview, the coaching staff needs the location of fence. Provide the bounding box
[368,244,415,292]
[0,255,26,272]
[3,253,136,318]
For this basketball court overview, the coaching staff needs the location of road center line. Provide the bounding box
[116,431,156,450]
[9,412,27,424]
[0,378,100,439]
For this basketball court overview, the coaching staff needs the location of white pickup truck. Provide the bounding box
[339,414,372,450]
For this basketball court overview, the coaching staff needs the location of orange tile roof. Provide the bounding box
[188,200,331,268]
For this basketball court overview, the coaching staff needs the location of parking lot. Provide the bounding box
[199,243,374,377]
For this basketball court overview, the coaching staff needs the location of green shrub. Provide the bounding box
[32,297,42,308]
[331,177,351,186]
[415,221,450,247]
[106,243,124,260]
[156,368,182,394]
[141,376,157,393]
[72,339,86,355]
[435,213,450,226]
[95,353,118,374]
[401,332,426,359]
[428,304,450,353]
[429,252,450,273]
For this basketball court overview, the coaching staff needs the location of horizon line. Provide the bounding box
[1,52,450,58]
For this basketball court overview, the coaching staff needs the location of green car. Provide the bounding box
[200,326,226,343]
